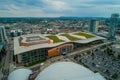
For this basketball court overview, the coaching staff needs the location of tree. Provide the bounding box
[111,73,118,79]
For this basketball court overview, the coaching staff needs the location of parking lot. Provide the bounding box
[74,50,120,80]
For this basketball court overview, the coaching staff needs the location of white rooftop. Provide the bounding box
[8,68,32,80]
[14,33,106,55]
[35,62,106,80]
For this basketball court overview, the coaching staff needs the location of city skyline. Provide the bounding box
[0,0,120,17]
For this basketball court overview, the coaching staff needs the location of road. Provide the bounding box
[2,37,14,80]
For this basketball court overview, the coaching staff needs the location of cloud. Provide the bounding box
[0,0,120,17]
[41,0,71,12]
[85,0,120,5]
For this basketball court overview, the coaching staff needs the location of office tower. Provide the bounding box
[109,13,119,40]
[94,21,99,33]
[89,20,99,33]
[0,26,7,68]
[0,26,8,44]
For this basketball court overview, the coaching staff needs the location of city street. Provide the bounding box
[1,37,14,80]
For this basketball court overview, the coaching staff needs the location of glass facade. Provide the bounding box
[60,45,73,55]
[109,13,119,40]
[0,26,7,44]
[0,26,7,68]
[89,20,95,33]
[0,31,2,44]
[21,48,47,64]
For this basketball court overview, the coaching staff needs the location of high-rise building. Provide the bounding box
[0,26,7,68]
[0,26,8,44]
[89,20,99,33]
[94,21,99,33]
[109,13,119,40]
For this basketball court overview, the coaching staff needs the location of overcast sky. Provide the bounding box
[0,0,120,17]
